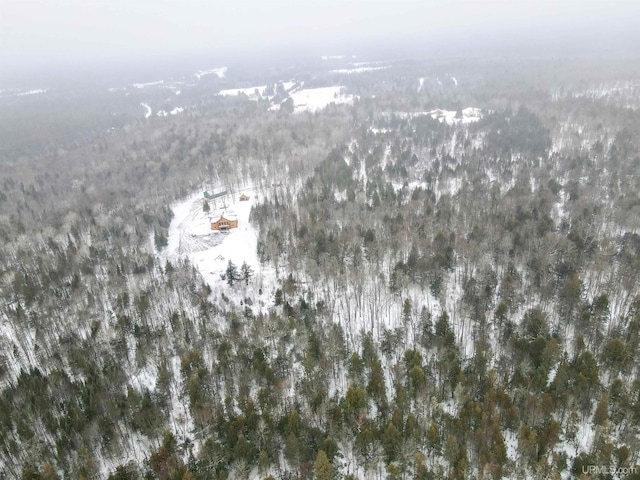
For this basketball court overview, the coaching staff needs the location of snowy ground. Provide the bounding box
[218,82,297,101]
[352,61,383,67]
[215,81,351,113]
[133,80,164,89]
[15,89,48,96]
[0,311,40,388]
[162,189,276,311]
[0,88,49,98]
[194,67,227,79]
[394,107,482,125]
[218,85,267,98]
[369,127,391,134]
[156,107,184,117]
[281,81,296,92]
[424,107,481,125]
[330,66,388,74]
[271,86,353,113]
[140,103,152,119]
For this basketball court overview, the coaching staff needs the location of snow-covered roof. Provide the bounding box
[210,211,237,223]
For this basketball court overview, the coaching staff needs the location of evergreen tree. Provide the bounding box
[593,396,609,427]
[226,260,239,286]
[427,422,440,453]
[274,288,283,306]
[382,422,402,462]
[367,361,386,408]
[402,298,412,324]
[313,450,332,480]
[154,229,168,250]
[240,262,254,285]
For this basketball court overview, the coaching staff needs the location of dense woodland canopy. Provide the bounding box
[0,56,639,479]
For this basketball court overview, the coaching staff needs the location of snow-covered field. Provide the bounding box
[194,66,227,79]
[140,103,184,118]
[352,61,382,67]
[369,127,391,134]
[0,88,49,98]
[162,189,276,310]
[16,88,48,96]
[273,86,353,113]
[156,107,184,117]
[428,107,481,124]
[281,81,296,91]
[330,66,388,74]
[133,80,164,89]
[399,107,482,125]
[218,85,267,98]
[218,81,298,101]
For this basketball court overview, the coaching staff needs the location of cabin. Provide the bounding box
[210,212,238,231]
[239,194,250,201]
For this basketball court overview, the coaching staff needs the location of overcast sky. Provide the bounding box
[2,0,640,74]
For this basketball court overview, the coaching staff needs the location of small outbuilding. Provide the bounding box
[239,194,250,201]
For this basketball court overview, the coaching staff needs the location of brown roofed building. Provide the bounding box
[210,212,238,231]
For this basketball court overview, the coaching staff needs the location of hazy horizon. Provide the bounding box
[2,0,640,85]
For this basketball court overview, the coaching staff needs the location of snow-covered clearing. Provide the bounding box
[133,80,164,89]
[352,61,383,67]
[218,85,267,98]
[427,107,481,124]
[321,55,346,60]
[162,189,276,312]
[0,87,48,97]
[281,81,296,91]
[194,66,227,79]
[218,82,298,102]
[15,89,48,96]
[330,66,389,74]
[403,107,482,125]
[273,86,353,113]
[156,107,184,117]
[418,77,425,92]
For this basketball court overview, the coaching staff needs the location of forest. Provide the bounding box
[0,56,639,479]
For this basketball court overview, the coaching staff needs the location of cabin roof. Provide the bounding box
[210,210,237,223]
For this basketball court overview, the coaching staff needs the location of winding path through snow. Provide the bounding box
[140,103,152,119]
